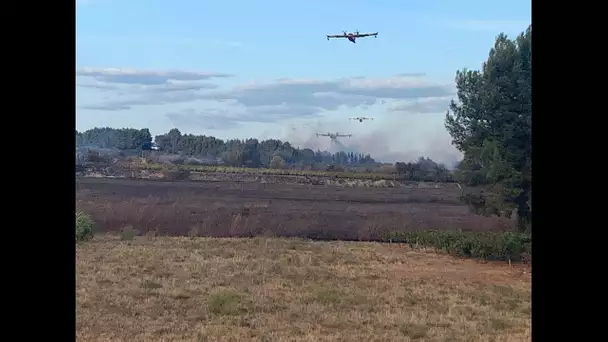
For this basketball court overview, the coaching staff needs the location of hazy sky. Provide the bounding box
[76,0,530,164]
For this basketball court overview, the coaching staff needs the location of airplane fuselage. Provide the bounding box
[328,32,376,43]
[317,132,350,139]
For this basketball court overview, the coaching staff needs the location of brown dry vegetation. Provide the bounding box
[76,178,514,239]
[77,235,531,341]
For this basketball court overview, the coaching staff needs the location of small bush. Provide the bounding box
[121,225,139,241]
[207,291,244,315]
[76,211,95,242]
[270,156,285,169]
[386,230,531,263]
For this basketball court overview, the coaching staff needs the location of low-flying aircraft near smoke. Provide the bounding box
[349,116,374,123]
[316,132,352,140]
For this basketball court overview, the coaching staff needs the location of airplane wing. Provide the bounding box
[316,133,329,136]
[327,34,346,38]
[355,32,378,37]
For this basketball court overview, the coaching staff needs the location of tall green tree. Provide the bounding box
[445,25,531,231]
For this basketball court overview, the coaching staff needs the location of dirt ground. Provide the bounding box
[76,235,531,341]
[76,178,513,239]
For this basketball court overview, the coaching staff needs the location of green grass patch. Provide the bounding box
[387,230,531,263]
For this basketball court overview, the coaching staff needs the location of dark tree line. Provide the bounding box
[76,127,458,178]
[395,157,454,182]
[76,127,152,150]
[153,128,377,168]
[75,127,378,169]
[445,25,531,231]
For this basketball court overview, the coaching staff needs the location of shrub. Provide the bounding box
[386,230,531,263]
[207,291,245,315]
[270,156,285,169]
[76,211,95,242]
[121,225,139,241]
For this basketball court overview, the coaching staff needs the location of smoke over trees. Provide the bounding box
[152,129,379,169]
[444,25,531,231]
[395,157,453,182]
[76,127,379,169]
[75,126,454,180]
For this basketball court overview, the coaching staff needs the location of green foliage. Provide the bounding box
[76,127,455,182]
[395,157,454,182]
[445,25,531,231]
[76,211,95,242]
[76,127,152,150]
[151,129,378,169]
[386,230,531,262]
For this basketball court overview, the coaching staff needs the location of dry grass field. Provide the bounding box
[77,235,531,342]
[76,177,513,238]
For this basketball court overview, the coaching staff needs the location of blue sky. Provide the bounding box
[76,0,530,164]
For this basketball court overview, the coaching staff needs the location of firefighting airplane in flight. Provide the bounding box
[326,30,378,44]
[316,132,352,139]
[349,116,374,123]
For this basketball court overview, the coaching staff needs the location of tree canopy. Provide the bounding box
[75,127,454,182]
[445,25,531,230]
[76,127,377,169]
[76,127,152,150]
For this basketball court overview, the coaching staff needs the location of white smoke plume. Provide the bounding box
[281,115,462,167]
